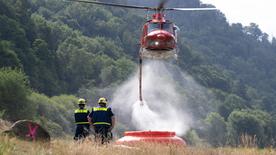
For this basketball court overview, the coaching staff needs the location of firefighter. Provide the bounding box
[74,98,90,140]
[88,97,115,144]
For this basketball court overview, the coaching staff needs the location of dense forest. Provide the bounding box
[1,0,276,147]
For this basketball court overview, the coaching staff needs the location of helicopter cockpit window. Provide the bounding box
[161,23,173,34]
[148,23,160,33]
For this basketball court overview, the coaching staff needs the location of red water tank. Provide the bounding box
[115,131,186,146]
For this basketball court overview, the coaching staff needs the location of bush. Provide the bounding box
[227,109,272,147]
[0,110,5,119]
[0,68,34,121]
[184,129,204,146]
[35,116,64,137]
[29,92,78,136]
[204,112,227,147]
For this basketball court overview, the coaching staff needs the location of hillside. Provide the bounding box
[1,0,276,148]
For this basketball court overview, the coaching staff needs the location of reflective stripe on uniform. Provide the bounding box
[75,122,90,124]
[93,122,111,125]
[75,109,88,113]
[93,107,108,111]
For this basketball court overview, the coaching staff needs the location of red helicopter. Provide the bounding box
[67,0,216,102]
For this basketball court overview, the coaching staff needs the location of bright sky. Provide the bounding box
[200,0,276,38]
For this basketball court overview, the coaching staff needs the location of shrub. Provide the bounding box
[0,68,34,121]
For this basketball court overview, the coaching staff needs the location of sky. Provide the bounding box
[200,0,276,38]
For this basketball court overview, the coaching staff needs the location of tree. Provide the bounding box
[218,94,246,119]
[244,23,263,41]
[227,109,272,147]
[114,57,135,82]
[272,37,276,49]
[29,93,78,136]
[270,115,276,147]
[192,65,231,92]
[204,112,227,147]
[184,129,203,146]
[0,40,21,68]
[0,68,34,121]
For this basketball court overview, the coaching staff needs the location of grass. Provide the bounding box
[0,136,276,155]
[1,120,276,155]
[0,119,11,132]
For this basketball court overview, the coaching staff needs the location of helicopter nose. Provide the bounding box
[156,33,167,39]
[154,31,174,42]
[153,31,173,40]
[145,31,176,50]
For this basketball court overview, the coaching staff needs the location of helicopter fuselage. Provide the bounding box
[140,13,177,59]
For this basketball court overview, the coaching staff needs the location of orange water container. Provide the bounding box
[116,131,186,146]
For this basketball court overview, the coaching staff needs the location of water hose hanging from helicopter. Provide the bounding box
[139,53,143,102]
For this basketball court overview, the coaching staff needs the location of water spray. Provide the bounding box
[112,60,203,135]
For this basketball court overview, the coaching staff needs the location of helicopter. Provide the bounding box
[67,0,217,102]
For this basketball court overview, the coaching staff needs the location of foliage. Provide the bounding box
[0,110,5,119]
[0,41,21,68]
[204,112,227,147]
[29,92,78,137]
[184,129,204,146]
[0,68,34,121]
[227,109,272,147]
[218,94,246,119]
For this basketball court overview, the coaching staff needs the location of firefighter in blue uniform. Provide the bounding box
[88,97,115,144]
[74,98,90,140]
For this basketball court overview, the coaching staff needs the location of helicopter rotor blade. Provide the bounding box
[66,0,217,12]
[66,0,155,10]
[165,7,217,11]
